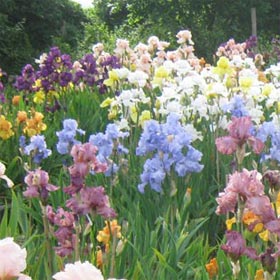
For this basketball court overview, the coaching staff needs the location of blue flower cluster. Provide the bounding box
[257,121,280,163]
[222,96,248,117]
[56,119,85,154]
[89,123,129,176]
[20,135,52,164]
[136,113,204,193]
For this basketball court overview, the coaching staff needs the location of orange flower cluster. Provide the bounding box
[0,115,14,140]
[205,258,218,279]
[17,110,47,137]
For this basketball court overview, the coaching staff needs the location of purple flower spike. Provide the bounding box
[221,230,259,262]
[66,186,116,219]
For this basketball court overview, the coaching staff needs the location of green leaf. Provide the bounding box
[0,202,9,237]
[152,248,178,276]
[9,190,19,235]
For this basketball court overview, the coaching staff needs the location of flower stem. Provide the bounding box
[41,203,54,275]
[74,222,81,261]
[109,224,117,278]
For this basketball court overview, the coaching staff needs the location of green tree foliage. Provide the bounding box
[0,0,87,74]
[0,13,33,75]
[89,0,280,62]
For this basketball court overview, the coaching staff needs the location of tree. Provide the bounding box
[0,0,87,74]
[89,0,280,62]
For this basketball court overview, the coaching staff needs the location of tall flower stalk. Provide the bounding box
[23,169,58,275]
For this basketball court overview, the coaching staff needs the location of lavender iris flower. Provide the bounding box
[256,121,280,163]
[138,156,166,193]
[222,96,249,117]
[89,123,129,176]
[23,135,52,164]
[56,119,85,154]
[137,113,203,193]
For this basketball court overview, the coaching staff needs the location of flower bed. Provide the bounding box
[0,30,280,279]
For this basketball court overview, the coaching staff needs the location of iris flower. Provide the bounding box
[0,162,14,188]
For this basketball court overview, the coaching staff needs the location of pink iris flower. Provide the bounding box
[221,230,259,262]
[215,116,264,155]
[216,168,265,215]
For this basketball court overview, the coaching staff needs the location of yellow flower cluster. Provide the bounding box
[0,115,14,140]
[32,79,60,105]
[242,211,269,241]
[213,56,233,78]
[226,211,269,242]
[152,66,170,87]
[104,70,119,88]
[97,219,122,245]
[17,111,47,137]
[96,220,122,268]
[254,269,264,280]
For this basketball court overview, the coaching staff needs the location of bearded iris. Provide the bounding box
[136,113,203,193]
[21,135,52,164]
[56,119,85,154]
[89,123,129,176]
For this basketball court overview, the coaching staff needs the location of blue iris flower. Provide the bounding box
[136,113,204,193]
[56,119,85,154]
[23,135,52,164]
[138,156,166,193]
[89,123,129,176]
[222,96,249,117]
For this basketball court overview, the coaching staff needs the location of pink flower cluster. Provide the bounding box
[47,206,76,257]
[110,30,200,75]
[65,142,107,195]
[221,230,259,262]
[216,38,248,59]
[52,261,104,280]
[216,168,265,215]
[215,116,264,163]
[24,169,58,203]
[46,142,116,258]
[218,169,280,230]
[66,186,116,218]
[216,168,280,266]
[64,142,116,218]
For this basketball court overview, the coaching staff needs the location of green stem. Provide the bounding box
[74,221,81,261]
[109,235,117,278]
[41,203,54,275]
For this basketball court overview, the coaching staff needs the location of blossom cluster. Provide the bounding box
[98,33,280,147]
[1,29,280,279]
[20,134,52,165]
[64,142,115,217]
[46,206,76,257]
[136,113,203,193]
[89,123,129,176]
[44,142,116,257]
[56,119,85,154]
[13,46,121,112]
[215,118,280,276]
[23,169,58,203]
